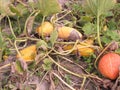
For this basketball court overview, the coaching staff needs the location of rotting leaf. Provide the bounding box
[50,29,58,47]
[58,26,82,41]
[38,0,61,16]
[107,41,119,51]
[68,30,82,41]
[26,16,35,36]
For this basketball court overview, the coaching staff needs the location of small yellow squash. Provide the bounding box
[63,44,94,56]
[36,21,54,36]
[16,45,37,62]
[58,26,82,41]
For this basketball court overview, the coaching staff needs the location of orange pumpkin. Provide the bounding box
[98,53,120,80]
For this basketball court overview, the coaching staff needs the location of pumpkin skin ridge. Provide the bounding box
[98,53,120,80]
[108,54,114,79]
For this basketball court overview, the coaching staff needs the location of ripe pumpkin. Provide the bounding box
[98,53,120,80]
[16,45,37,62]
[58,26,82,41]
[75,44,94,56]
[63,44,94,56]
[36,21,54,36]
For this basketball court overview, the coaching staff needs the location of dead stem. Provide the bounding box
[94,42,114,69]
[59,56,90,74]
[52,72,76,90]
[36,49,53,65]
[48,55,84,78]
[39,71,49,85]
[48,55,103,82]
[0,63,11,70]
[52,40,79,55]
[80,76,86,90]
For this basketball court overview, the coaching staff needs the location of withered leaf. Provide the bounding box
[69,30,82,41]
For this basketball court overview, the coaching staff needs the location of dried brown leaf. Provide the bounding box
[26,16,35,36]
[107,41,119,51]
[69,30,82,41]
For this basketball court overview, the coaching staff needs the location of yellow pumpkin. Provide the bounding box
[75,44,94,56]
[16,45,37,62]
[58,26,82,40]
[36,21,54,36]
[63,44,94,56]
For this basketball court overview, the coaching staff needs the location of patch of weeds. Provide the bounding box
[82,54,96,73]
[113,3,120,29]
[2,48,11,57]
[64,74,71,84]
[28,61,36,70]
[53,76,59,85]
[42,58,53,71]
[73,55,80,64]
[0,29,10,61]
[101,30,120,44]
[71,2,84,16]
[107,19,117,30]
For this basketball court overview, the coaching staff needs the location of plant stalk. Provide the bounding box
[97,14,103,48]
[7,16,16,39]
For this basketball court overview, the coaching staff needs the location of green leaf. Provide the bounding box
[28,0,38,9]
[101,30,120,44]
[50,30,58,47]
[15,60,24,74]
[38,0,61,16]
[101,36,111,44]
[9,5,21,16]
[42,58,53,71]
[80,16,93,23]
[106,30,120,40]
[10,4,28,16]
[84,0,115,16]
[0,0,15,16]
[36,40,48,48]
[82,22,96,35]
[107,19,117,30]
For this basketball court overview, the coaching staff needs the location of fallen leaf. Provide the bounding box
[107,41,119,51]
[26,16,35,36]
